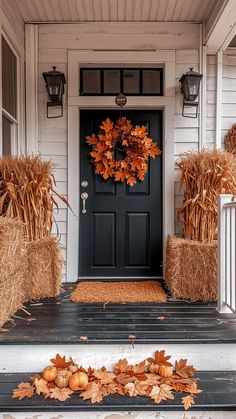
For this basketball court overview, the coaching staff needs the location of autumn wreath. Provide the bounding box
[86,116,161,186]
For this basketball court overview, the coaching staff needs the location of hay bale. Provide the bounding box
[24,236,63,300]
[165,235,217,302]
[0,217,26,326]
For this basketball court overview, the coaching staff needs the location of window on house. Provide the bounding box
[80,68,163,96]
[1,35,17,156]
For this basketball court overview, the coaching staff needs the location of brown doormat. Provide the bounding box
[70,281,167,303]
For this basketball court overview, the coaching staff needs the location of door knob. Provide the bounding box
[81,192,88,214]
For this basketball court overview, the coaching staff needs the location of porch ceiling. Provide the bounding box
[9,0,217,23]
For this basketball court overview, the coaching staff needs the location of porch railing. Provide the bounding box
[217,194,236,313]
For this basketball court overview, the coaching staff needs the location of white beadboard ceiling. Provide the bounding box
[11,0,217,23]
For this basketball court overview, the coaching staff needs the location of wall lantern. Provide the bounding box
[42,66,66,118]
[179,68,202,118]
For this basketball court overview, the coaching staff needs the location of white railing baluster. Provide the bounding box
[217,194,236,313]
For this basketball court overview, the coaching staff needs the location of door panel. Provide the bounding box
[79,110,162,279]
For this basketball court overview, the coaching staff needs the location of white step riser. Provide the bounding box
[0,412,235,418]
[1,344,236,372]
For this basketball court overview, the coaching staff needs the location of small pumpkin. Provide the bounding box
[149,364,159,374]
[42,366,57,382]
[55,369,72,388]
[158,365,173,378]
[69,371,89,391]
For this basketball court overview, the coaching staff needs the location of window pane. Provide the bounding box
[81,70,101,94]
[2,36,17,118]
[104,69,120,94]
[143,70,161,94]
[2,115,12,156]
[123,70,140,94]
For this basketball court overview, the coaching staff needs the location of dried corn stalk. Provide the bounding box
[177,149,236,242]
[225,123,236,154]
[0,155,67,242]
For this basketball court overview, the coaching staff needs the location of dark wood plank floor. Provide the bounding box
[0,371,236,411]
[0,285,236,344]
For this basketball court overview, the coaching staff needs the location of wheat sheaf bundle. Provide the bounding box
[225,123,236,154]
[0,155,66,242]
[177,149,236,242]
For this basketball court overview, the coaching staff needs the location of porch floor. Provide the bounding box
[1,284,236,345]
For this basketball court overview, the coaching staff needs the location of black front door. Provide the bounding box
[79,110,162,279]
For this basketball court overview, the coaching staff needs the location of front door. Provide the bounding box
[79,110,162,279]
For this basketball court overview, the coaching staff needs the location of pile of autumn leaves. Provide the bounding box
[12,351,202,410]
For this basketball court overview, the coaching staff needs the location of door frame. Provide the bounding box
[68,50,175,282]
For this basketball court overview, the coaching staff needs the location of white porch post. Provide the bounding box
[25,24,38,154]
[215,50,223,149]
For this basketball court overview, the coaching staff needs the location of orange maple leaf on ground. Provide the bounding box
[147,350,173,367]
[34,378,50,396]
[149,384,174,404]
[114,359,132,375]
[50,386,74,402]
[182,393,195,410]
[175,359,196,378]
[50,353,71,368]
[93,369,116,385]
[80,382,103,404]
[12,382,35,400]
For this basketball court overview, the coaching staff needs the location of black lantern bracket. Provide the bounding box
[179,68,202,118]
[42,66,66,119]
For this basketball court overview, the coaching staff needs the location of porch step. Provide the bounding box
[0,371,236,412]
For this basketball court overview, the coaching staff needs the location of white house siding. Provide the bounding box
[222,52,236,146]
[37,22,200,279]
[0,0,25,50]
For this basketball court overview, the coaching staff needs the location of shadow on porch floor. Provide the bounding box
[0,284,236,345]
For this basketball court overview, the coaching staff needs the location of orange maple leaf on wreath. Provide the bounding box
[80,382,103,404]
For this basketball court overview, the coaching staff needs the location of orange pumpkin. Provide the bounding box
[158,365,173,378]
[149,364,159,374]
[69,371,89,391]
[42,366,57,382]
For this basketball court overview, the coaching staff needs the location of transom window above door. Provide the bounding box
[80,68,163,96]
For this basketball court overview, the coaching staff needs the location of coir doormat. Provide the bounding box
[70,281,167,303]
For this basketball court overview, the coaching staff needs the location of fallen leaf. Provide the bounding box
[182,393,195,410]
[80,382,103,404]
[147,350,173,367]
[186,382,202,394]
[125,381,148,397]
[129,334,136,348]
[175,359,196,378]
[80,336,88,342]
[34,378,50,396]
[157,316,166,320]
[114,359,132,374]
[116,373,136,385]
[93,369,116,384]
[12,382,35,400]
[145,373,161,386]
[50,353,71,368]
[149,384,174,404]
[131,361,148,374]
[50,386,74,402]
[30,374,42,382]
